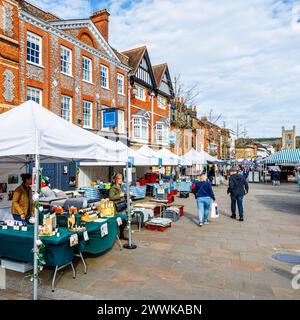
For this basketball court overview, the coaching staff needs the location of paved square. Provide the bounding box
[1,183,300,300]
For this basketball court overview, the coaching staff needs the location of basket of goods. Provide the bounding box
[99,199,115,217]
[104,183,111,189]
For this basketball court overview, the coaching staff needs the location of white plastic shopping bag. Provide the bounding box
[210,202,219,219]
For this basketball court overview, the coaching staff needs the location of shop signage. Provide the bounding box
[103,109,118,128]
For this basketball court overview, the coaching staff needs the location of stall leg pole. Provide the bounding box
[33,151,40,300]
[124,152,137,250]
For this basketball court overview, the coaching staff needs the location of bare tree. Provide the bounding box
[172,74,200,106]
[208,109,222,124]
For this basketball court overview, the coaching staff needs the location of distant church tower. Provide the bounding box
[282,126,296,150]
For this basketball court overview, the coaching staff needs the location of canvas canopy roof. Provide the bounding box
[265,149,300,165]
[183,148,207,165]
[157,148,192,166]
[0,101,126,164]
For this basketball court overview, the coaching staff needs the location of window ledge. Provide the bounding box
[61,72,73,78]
[101,86,110,91]
[83,80,94,85]
[118,93,126,97]
[83,126,93,130]
[26,61,44,69]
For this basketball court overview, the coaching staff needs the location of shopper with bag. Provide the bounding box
[109,173,128,240]
[193,174,216,227]
[227,167,249,221]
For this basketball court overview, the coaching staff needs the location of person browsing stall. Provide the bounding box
[193,174,216,227]
[11,173,34,222]
[109,173,128,240]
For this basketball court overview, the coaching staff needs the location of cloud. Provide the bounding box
[28,0,300,137]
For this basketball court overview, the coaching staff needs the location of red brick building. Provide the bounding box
[121,46,174,150]
[0,0,130,144]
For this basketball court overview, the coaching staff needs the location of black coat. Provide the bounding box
[227,174,249,196]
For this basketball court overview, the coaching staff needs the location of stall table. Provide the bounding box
[0,225,76,291]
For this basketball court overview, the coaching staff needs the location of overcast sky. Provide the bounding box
[29,0,300,138]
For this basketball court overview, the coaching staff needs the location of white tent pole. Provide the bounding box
[33,130,40,300]
[124,82,136,250]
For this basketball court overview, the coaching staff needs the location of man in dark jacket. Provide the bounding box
[227,168,249,221]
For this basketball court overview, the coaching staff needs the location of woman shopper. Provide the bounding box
[109,173,128,240]
[193,174,216,227]
[11,173,34,222]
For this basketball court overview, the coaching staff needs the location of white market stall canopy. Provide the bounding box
[183,148,207,165]
[157,148,191,166]
[0,101,126,164]
[135,145,165,166]
[264,149,300,165]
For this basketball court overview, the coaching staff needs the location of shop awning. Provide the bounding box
[264,149,300,165]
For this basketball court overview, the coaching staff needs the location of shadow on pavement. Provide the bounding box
[255,194,300,216]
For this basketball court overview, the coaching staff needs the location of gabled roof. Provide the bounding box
[152,63,167,87]
[122,46,157,89]
[49,19,122,65]
[121,46,147,75]
[153,63,174,97]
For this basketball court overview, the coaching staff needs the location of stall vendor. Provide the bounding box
[109,173,128,240]
[11,173,34,222]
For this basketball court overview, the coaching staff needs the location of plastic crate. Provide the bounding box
[163,209,180,222]
[1,258,33,273]
[146,223,171,232]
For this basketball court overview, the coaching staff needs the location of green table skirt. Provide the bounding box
[81,218,118,255]
[0,227,74,267]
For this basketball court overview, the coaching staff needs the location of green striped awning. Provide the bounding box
[265,149,300,164]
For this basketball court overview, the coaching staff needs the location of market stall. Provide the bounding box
[0,100,127,299]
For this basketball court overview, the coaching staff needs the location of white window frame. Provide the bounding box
[27,87,42,105]
[60,46,72,76]
[117,73,125,95]
[118,110,125,134]
[135,85,146,102]
[101,65,109,89]
[83,100,93,129]
[132,116,148,142]
[61,95,72,122]
[156,123,169,145]
[82,56,92,83]
[158,95,166,109]
[26,31,42,66]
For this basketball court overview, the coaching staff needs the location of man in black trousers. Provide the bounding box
[227,167,249,221]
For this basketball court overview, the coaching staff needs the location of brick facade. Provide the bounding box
[0,1,130,143]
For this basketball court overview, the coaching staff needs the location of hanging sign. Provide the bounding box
[128,156,134,167]
[158,158,163,167]
[103,109,118,128]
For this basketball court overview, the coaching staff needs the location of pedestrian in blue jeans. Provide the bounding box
[192,174,216,227]
[227,167,249,221]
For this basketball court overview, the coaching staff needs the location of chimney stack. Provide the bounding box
[91,9,110,43]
